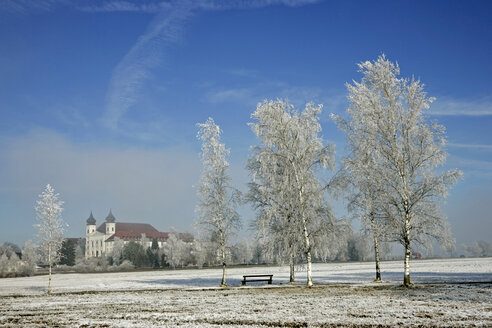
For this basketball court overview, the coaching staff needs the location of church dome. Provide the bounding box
[86,211,96,225]
[105,209,116,223]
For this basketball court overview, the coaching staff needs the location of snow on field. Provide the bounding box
[0,258,491,327]
[0,257,490,296]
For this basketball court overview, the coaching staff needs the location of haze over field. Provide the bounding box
[0,0,491,251]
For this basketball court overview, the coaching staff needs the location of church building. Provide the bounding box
[85,210,191,258]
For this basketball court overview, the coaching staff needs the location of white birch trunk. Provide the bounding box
[403,210,411,286]
[370,215,381,282]
[48,246,52,295]
[219,228,226,286]
[289,252,295,283]
[302,216,313,287]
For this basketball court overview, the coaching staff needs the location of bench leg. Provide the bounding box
[242,281,246,286]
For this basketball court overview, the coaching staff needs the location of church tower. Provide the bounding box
[105,209,116,235]
[85,211,97,258]
[86,211,96,234]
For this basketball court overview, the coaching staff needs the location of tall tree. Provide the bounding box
[35,184,65,294]
[110,237,125,266]
[331,113,387,281]
[163,230,190,268]
[22,240,37,276]
[334,55,462,286]
[58,239,75,266]
[122,241,146,267]
[248,99,336,287]
[196,117,240,286]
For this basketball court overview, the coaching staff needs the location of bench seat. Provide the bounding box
[242,274,273,286]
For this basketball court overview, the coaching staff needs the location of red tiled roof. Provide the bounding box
[105,231,170,242]
[97,222,159,234]
[95,222,193,243]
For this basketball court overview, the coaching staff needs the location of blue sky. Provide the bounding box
[0,0,491,253]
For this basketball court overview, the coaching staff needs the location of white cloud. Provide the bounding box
[430,96,492,116]
[447,143,492,151]
[78,1,171,13]
[204,80,347,118]
[0,0,69,13]
[205,88,253,105]
[446,156,492,178]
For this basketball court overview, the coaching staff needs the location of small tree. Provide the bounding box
[196,118,241,286]
[151,238,159,250]
[148,238,160,269]
[22,240,37,276]
[35,184,65,294]
[110,237,125,266]
[163,230,190,268]
[122,241,147,267]
[59,239,76,266]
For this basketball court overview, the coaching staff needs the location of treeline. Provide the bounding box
[0,242,36,278]
[0,230,395,277]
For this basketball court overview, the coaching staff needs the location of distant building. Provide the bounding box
[85,210,193,258]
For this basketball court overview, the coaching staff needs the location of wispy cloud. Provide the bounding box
[78,1,171,13]
[447,143,492,151]
[447,156,492,178]
[102,2,194,129]
[206,88,253,105]
[205,79,347,117]
[430,96,492,116]
[100,0,322,130]
[0,0,71,14]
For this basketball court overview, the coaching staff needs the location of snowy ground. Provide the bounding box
[0,258,491,327]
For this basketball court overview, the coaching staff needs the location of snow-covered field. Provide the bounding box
[0,258,491,327]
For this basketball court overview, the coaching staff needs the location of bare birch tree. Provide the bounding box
[333,55,462,286]
[196,117,240,286]
[35,184,65,294]
[248,99,336,287]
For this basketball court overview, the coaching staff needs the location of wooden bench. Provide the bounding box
[241,274,273,286]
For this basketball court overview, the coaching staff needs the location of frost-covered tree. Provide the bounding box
[332,109,388,281]
[190,239,207,268]
[196,117,240,286]
[22,240,37,276]
[231,238,253,265]
[140,233,149,248]
[110,237,125,266]
[333,55,462,286]
[35,184,66,294]
[462,240,492,257]
[163,230,191,268]
[248,99,337,287]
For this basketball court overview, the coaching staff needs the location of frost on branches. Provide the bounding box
[195,118,240,286]
[248,99,338,287]
[333,55,462,286]
[35,184,66,294]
